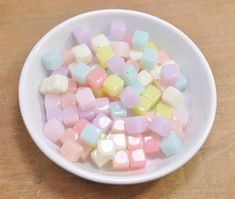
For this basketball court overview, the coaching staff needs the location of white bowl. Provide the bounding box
[19,9,216,184]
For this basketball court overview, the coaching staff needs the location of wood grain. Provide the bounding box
[0,0,234,198]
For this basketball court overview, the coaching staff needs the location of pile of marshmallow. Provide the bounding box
[40,21,189,170]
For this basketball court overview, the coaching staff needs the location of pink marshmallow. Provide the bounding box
[76,87,95,110]
[143,133,160,154]
[92,113,112,133]
[46,107,63,123]
[72,25,91,44]
[111,41,130,58]
[149,116,172,137]
[60,128,80,144]
[95,97,110,116]
[111,118,125,133]
[160,63,180,86]
[63,106,79,127]
[109,21,126,41]
[113,150,129,170]
[129,149,146,169]
[45,94,61,109]
[60,140,83,162]
[73,119,89,135]
[44,118,65,143]
[60,92,76,108]
[127,134,143,150]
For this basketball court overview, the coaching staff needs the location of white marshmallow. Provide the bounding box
[137,70,153,87]
[71,44,92,64]
[40,74,68,95]
[129,49,143,61]
[150,66,162,80]
[91,34,110,52]
[162,86,184,108]
[90,149,110,168]
[97,139,115,158]
[111,134,126,150]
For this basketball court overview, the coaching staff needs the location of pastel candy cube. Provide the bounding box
[145,111,155,123]
[107,56,127,75]
[162,86,184,108]
[91,34,110,52]
[132,80,145,95]
[80,143,93,161]
[127,134,143,150]
[157,50,170,65]
[172,108,189,127]
[140,48,158,70]
[137,70,153,87]
[69,63,90,84]
[67,79,77,93]
[113,150,129,170]
[71,44,92,64]
[172,120,184,138]
[78,108,96,121]
[160,133,183,157]
[60,128,80,144]
[90,149,110,168]
[155,103,173,120]
[93,88,107,98]
[46,107,63,122]
[60,140,83,162]
[96,46,114,68]
[120,65,137,86]
[174,73,188,91]
[103,75,124,96]
[52,66,69,76]
[87,67,107,89]
[126,59,141,72]
[111,41,130,58]
[61,49,76,66]
[142,85,161,107]
[119,86,139,109]
[129,49,143,61]
[111,134,126,150]
[72,25,91,44]
[146,41,158,51]
[160,63,180,86]
[129,149,146,169]
[40,74,68,95]
[111,118,125,133]
[63,106,79,127]
[110,21,126,40]
[110,101,127,118]
[123,34,132,47]
[45,94,61,109]
[97,139,115,158]
[125,116,147,134]
[73,119,89,135]
[132,31,149,50]
[44,118,65,143]
[41,50,63,70]
[92,113,112,133]
[143,133,160,154]
[80,124,102,147]
[60,92,76,108]
[76,87,95,110]
[95,97,110,116]
[149,116,172,137]
[132,96,152,115]
[150,66,161,80]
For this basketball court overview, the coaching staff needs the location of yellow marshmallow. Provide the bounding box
[132,96,152,115]
[96,46,113,68]
[142,85,161,107]
[146,41,158,51]
[93,88,107,98]
[103,75,124,96]
[155,103,172,120]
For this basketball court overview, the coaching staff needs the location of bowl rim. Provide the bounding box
[18,9,217,185]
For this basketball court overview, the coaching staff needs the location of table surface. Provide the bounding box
[0,0,235,198]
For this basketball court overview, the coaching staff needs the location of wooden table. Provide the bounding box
[0,0,234,198]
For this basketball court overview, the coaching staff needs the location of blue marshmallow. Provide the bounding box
[141,48,158,70]
[110,101,127,118]
[132,80,145,95]
[80,124,102,147]
[69,63,90,84]
[41,50,63,70]
[174,73,188,91]
[160,133,183,157]
[132,31,149,50]
[120,65,137,86]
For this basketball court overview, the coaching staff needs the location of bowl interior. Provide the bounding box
[19,10,216,184]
